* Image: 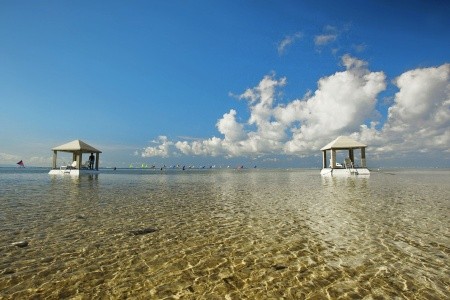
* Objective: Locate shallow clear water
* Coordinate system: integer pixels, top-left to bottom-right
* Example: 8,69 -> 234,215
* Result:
0,168 -> 449,299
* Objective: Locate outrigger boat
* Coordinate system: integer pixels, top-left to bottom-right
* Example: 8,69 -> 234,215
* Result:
320,136 -> 370,176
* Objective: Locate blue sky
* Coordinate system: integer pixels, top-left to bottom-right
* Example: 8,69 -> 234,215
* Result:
1,0 -> 449,168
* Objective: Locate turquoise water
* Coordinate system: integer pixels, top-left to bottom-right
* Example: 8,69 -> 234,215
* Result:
0,168 -> 449,299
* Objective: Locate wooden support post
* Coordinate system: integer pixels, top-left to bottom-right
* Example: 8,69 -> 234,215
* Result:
52,151 -> 57,169
76,153 -> 81,169
331,150 -> 336,168
361,147 -> 366,167
95,153 -> 100,170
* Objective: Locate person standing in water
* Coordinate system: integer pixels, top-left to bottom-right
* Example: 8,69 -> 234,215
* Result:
89,153 -> 95,169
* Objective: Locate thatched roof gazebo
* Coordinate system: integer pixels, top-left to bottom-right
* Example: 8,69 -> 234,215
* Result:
49,139 -> 101,175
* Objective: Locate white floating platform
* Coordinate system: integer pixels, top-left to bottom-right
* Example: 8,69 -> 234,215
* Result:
49,168 -> 100,176
320,168 -> 370,177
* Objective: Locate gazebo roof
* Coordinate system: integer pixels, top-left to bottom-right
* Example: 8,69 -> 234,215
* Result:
320,136 -> 366,151
52,139 -> 102,153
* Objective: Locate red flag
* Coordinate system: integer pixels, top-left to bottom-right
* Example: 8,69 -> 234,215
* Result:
17,160 -> 25,167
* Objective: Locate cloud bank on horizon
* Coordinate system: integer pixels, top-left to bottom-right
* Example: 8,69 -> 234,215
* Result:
141,56 -> 450,162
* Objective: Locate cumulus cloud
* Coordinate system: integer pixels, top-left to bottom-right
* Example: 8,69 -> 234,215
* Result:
240,75 -> 287,141
216,109 -> 246,142
282,55 -> 386,152
142,136 -> 174,158
366,63 -> 450,154
277,32 -> 302,55
140,57 -> 450,163
175,137 -> 225,157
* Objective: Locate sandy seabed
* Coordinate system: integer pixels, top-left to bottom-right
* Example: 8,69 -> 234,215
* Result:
1,168 -> 449,299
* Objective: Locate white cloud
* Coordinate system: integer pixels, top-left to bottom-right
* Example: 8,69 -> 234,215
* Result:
314,25 -> 338,46
140,58 -> 450,165
282,55 -> 386,152
175,137 -> 224,157
141,136 -> 174,158
240,75 -> 287,142
216,109 -> 246,142
353,43 -> 367,53
29,156 -> 52,166
314,34 -> 337,46
0,152 -> 21,163
277,32 -> 302,55
368,63 -> 450,154
0,152 -> 52,167
390,64 -> 449,125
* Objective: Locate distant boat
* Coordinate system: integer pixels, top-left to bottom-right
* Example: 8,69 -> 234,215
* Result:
17,160 -> 25,168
